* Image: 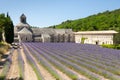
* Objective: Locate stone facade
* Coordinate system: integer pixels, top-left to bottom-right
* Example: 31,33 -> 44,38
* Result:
14,14 -> 75,43
74,31 -> 118,45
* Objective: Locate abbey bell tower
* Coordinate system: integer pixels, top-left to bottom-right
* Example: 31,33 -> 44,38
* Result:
15,14 -> 32,32
20,14 -> 27,23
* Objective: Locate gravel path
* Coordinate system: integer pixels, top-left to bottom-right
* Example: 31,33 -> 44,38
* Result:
6,49 -> 20,79
21,48 -> 38,80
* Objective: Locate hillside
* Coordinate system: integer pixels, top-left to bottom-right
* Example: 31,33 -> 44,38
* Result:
49,9 -> 120,32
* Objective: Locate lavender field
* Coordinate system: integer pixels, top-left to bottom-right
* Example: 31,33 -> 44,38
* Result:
1,42 -> 120,80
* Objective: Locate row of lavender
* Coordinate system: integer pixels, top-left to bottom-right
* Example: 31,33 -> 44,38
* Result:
23,44 -> 77,80
23,42 -> 120,80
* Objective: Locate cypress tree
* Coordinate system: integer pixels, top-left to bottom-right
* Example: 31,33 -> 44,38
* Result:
4,13 -> 14,44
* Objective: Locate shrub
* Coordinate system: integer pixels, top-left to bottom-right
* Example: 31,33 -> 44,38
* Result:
0,42 -> 10,60
101,44 -> 120,49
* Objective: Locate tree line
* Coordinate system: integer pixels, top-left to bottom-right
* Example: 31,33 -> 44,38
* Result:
0,13 -> 14,44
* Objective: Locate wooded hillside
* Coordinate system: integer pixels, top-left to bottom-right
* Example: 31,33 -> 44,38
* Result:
49,9 -> 120,32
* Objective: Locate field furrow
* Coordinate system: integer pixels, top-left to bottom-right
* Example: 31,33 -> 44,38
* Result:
20,48 -> 38,80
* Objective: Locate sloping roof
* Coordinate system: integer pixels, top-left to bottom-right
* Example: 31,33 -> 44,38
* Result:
54,29 -> 66,34
65,29 -> 73,33
31,28 -> 44,34
31,28 -> 73,35
31,28 -> 55,34
16,22 -> 30,27
18,27 -> 32,34
43,28 -> 55,34
74,30 -> 118,35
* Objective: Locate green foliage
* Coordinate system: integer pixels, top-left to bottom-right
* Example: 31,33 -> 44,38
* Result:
101,44 -> 120,49
30,63 -> 43,80
0,42 -> 10,55
4,14 -> 14,44
50,9 -> 120,32
113,30 -> 120,45
81,37 -> 87,44
0,61 -> 10,80
116,45 -> 120,49
101,44 -> 115,49
0,13 -> 14,43
0,14 -> 6,42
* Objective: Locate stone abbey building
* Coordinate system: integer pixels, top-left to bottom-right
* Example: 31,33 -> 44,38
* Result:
14,14 -> 75,43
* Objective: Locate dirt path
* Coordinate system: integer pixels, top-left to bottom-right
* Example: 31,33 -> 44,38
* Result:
6,49 -> 20,79
53,68 -> 72,80
69,68 -> 89,80
21,48 -> 38,80
25,45 -> 56,80
0,69 -> 2,75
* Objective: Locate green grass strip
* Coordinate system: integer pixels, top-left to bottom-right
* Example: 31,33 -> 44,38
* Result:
0,61 -> 10,80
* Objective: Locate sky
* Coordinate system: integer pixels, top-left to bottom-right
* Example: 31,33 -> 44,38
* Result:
0,0 -> 120,27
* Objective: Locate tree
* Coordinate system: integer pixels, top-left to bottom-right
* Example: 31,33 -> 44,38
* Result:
0,14 -> 6,41
4,13 -> 14,44
114,30 -> 120,45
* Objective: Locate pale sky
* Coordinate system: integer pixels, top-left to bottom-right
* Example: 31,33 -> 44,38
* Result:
0,0 -> 120,27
